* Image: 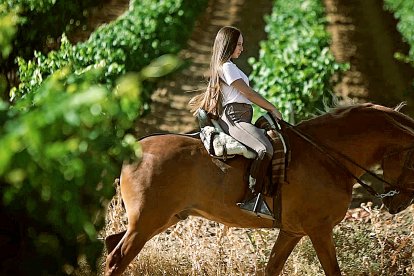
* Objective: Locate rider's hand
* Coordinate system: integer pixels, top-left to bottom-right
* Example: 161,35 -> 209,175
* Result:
270,109 -> 283,122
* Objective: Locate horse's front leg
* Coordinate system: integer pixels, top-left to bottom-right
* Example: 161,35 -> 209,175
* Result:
308,228 -> 341,276
265,230 -> 302,275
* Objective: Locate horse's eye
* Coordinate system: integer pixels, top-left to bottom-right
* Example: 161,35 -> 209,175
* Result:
405,165 -> 414,171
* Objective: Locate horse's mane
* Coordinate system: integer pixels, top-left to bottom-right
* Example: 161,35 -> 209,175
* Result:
297,102 -> 414,136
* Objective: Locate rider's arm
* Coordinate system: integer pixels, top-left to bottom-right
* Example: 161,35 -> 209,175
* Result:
231,79 -> 282,120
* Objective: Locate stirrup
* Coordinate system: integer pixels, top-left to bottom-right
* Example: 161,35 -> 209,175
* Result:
237,193 -> 275,220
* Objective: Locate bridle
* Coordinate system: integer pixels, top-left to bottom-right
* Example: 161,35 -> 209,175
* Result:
389,147 -> 414,191
279,120 -> 414,199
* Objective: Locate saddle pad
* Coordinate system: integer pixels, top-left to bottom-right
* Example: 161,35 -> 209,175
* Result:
255,114 -> 289,197
200,126 -> 257,159
268,129 -> 288,190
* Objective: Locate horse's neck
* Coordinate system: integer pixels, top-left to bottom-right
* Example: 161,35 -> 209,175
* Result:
298,108 -> 414,172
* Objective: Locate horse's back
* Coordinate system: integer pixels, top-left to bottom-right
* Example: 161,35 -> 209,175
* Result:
122,134 -> 207,187
125,133 -> 225,188
139,134 -> 203,156
138,133 -> 249,172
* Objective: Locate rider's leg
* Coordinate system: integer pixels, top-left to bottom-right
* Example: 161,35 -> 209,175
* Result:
220,103 -> 274,219
225,122 -> 274,219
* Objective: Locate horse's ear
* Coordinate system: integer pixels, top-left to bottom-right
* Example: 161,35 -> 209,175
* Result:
394,102 -> 407,112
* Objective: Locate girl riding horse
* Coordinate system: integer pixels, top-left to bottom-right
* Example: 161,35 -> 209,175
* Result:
189,26 -> 283,218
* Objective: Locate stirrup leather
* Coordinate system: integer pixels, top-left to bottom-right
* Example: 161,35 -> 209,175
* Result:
237,193 -> 274,220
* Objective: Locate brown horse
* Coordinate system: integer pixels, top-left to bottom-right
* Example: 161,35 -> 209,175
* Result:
104,103 -> 414,275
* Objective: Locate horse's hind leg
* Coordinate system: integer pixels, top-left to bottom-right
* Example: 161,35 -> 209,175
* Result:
104,172 -> 181,276
104,210 -> 179,276
265,230 -> 302,275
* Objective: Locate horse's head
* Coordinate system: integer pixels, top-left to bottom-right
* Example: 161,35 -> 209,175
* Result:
381,147 -> 414,214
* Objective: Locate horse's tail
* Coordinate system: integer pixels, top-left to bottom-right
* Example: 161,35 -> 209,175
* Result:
105,231 -> 126,253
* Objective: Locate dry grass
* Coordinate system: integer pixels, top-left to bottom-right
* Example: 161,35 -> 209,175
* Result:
100,181 -> 413,275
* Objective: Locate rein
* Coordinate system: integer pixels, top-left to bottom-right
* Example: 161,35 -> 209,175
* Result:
280,120 -> 414,198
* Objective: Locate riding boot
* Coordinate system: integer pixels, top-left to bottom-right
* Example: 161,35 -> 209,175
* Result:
237,176 -> 274,220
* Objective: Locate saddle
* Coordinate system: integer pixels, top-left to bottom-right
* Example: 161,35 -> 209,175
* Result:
197,109 -> 290,198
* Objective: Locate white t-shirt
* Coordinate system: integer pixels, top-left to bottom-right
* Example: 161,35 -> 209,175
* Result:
219,61 -> 252,106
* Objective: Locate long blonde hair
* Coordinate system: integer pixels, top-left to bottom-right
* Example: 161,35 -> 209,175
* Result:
189,26 -> 241,117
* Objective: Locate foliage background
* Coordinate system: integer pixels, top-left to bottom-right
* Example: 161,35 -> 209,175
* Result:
0,0 -> 206,274
384,0 -> 414,67
249,0 -> 349,123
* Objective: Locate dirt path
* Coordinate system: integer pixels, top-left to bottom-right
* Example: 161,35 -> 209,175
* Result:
324,0 -> 414,115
